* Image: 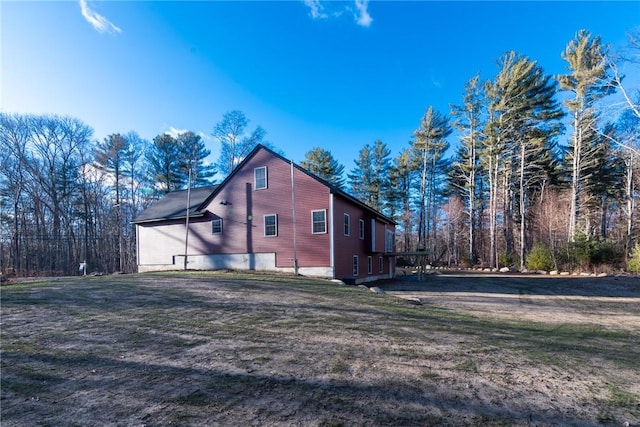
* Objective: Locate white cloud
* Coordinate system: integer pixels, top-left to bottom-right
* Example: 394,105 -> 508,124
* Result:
303,0 -> 372,26
79,0 -> 121,34
166,126 -> 188,138
304,0 -> 328,19
354,0 -> 373,27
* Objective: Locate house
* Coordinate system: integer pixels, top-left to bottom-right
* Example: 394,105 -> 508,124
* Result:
133,145 -> 396,283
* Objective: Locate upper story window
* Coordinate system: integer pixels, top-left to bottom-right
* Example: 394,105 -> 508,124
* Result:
344,214 -> 350,236
312,210 -> 327,234
255,167 -> 267,190
211,219 -> 223,234
264,214 -> 277,237
359,219 -> 365,240
385,230 -> 395,253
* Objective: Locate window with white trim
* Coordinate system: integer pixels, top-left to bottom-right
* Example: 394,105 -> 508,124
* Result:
255,167 -> 267,190
211,219 -> 223,234
352,255 -> 359,276
264,214 -> 277,237
344,213 -> 350,236
359,219 -> 365,240
367,256 -> 373,274
385,230 -> 395,253
312,210 -> 327,234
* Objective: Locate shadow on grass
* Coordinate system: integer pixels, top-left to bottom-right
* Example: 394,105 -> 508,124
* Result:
1,349 -> 604,427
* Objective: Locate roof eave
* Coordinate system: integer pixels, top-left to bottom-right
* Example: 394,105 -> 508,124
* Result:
132,211 -> 207,225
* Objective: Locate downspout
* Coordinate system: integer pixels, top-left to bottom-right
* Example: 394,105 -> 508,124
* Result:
136,224 -> 140,271
290,160 -> 299,275
330,194 -> 335,278
184,166 -> 192,271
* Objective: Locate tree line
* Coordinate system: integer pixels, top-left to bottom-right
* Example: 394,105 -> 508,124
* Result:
1,29 -> 638,276
297,29 -> 639,272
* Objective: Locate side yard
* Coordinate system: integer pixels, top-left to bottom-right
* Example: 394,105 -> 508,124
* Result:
1,271 -> 639,426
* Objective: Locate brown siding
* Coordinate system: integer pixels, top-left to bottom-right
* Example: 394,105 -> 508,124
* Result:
137,146 -> 395,280
332,196 -> 394,280
202,149 -> 331,269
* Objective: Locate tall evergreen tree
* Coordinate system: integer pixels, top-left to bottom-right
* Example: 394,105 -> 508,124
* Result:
388,148 -> 415,253
95,133 -> 129,271
450,74 -> 485,265
348,140 -> 391,211
146,133 -> 183,196
300,147 -> 345,188
557,29 -> 615,241
489,52 -> 564,270
177,131 -> 216,187
585,123 -> 625,239
411,106 -> 451,257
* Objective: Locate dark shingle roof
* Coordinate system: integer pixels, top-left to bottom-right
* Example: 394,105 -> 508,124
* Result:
132,185 -> 218,224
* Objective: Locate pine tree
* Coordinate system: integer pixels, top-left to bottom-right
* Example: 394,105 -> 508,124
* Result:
557,29 -> 615,241
483,52 -> 563,269
388,149 -> 415,253
177,131 -> 216,187
411,106 -> 451,256
300,147 -> 345,188
146,133 -> 183,196
95,133 -> 129,271
450,74 -> 485,265
348,140 -> 391,211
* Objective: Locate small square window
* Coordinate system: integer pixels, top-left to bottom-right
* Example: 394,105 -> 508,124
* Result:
312,210 -> 327,234
255,167 -> 267,190
211,219 -> 223,234
352,255 -> 359,276
359,219 -> 365,240
344,214 -> 350,236
264,214 -> 277,237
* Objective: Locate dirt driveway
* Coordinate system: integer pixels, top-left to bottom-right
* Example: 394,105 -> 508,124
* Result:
1,271 -> 639,426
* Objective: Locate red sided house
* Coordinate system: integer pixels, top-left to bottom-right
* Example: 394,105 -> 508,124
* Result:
133,145 -> 396,283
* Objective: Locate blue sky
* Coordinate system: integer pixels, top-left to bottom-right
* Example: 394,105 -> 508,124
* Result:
2,1 -> 639,177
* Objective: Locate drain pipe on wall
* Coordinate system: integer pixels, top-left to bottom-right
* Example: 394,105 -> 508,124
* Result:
290,160 -> 299,275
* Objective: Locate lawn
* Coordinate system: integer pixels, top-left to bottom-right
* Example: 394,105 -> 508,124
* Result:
1,271 -> 639,426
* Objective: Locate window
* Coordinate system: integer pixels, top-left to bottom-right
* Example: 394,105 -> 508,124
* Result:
254,167 -> 267,190
367,256 -> 373,274
352,256 -> 359,276
264,214 -> 277,236
385,230 -> 395,253
344,214 -> 350,236
379,256 -> 384,273
312,210 -> 327,234
211,219 -> 223,234
359,219 -> 365,240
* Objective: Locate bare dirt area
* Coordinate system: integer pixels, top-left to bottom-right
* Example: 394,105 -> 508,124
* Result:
1,271 -> 639,426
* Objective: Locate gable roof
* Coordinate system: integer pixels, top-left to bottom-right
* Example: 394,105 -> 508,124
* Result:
200,145 -> 396,225
133,145 -> 396,226
132,185 -> 218,224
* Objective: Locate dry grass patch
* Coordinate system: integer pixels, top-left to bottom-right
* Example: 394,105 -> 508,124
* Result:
1,271 -> 639,426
